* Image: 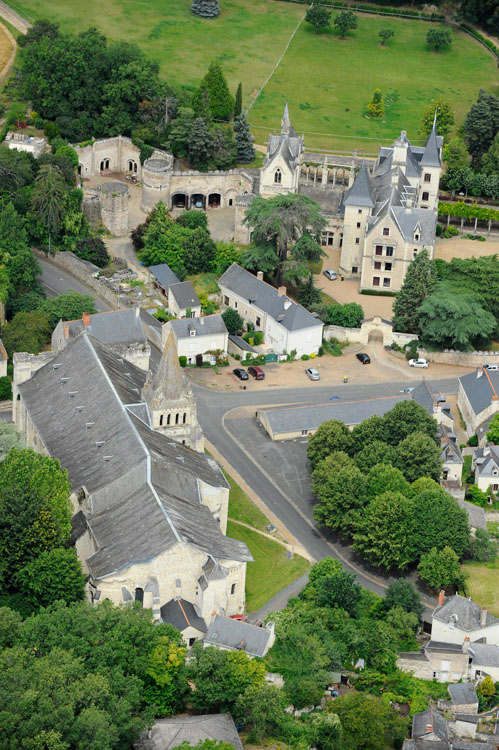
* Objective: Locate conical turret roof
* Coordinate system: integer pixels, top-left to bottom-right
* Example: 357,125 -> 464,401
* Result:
343,162 -> 375,208
420,113 -> 441,168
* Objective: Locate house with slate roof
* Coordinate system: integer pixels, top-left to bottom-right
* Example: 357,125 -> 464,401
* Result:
402,703 -> 498,750
203,614 -> 275,658
167,280 -> 201,319
135,713 -> 243,750
458,367 -> 499,437
472,444 -> 499,494
13,330 -> 252,623
218,263 -> 323,356
166,314 -> 228,364
52,307 -> 151,370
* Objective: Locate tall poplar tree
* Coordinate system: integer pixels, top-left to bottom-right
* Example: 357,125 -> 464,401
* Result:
392,249 -> 435,334
234,82 -> 242,118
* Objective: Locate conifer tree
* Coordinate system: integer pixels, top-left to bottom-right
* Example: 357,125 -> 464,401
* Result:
367,88 -> 384,118
392,249 -> 435,334
191,0 -> 220,18
197,60 -> 234,122
234,83 -> 242,118
234,114 -> 255,163
191,86 -> 212,123
299,273 -> 322,310
188,118 -> 213,169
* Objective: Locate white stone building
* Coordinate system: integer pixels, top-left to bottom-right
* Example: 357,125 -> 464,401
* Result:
218,263 -> 323,357
458,367 -> 499,437
472,444 -> 499,494
167,281 -> 201,319
13,331 -> 252,628
167,315 -> 228,364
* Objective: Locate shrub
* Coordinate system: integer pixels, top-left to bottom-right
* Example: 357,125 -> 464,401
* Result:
468,434 -> 478,447
0,376 -> 12,401
179,356 -> 187,367
360,289 -> 397,297
436,223 -> 443,237
443,225 -> 459,238
74,237 -> 110,268
302,354 -> 310,360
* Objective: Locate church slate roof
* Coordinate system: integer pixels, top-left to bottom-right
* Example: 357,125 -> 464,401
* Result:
433,594 -> 499,630
56,308 -> 147,347
263,103 -> 304,172
218,263 -> 322,333
160,598 -> 207,633
142,329 -> 186,404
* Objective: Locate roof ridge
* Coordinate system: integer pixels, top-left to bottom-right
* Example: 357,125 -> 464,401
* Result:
177,598 -> 192,627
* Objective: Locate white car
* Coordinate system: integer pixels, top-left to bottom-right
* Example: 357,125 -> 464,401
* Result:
323,269 -> 337,281
409,358 -> 428,368
484,364 -> 499,371
305,367 -> 320,381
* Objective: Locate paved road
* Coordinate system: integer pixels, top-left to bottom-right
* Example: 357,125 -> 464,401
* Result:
38,257 -> 111,313
194,376 -> 460,616
0,0 -> 31,33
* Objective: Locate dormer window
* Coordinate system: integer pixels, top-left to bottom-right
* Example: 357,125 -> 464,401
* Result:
383,228 -> 390,236
274,169 -> 282,184
414,233 -> 420,241
189,327 -> 196,337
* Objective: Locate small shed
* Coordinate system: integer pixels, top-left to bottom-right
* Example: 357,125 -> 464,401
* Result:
228,334 -> 257,359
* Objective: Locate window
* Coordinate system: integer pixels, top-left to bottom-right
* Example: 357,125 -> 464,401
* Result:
413,249 -> 418,258
356,222 -> 361,228
301,429 -> 308,436
191,310 -> 196,318
231,583 -> 236,595
134,587 -> 144,604
189,637 -> 196,647
234,301 -> 238,309
183,413 -> 187,424
322,231 -> 334,246
384,262 -> 392,271
424,173 -> 431,183
274,169 -> 282,184
414,233 -> 420,241
358,209 -> 362,214
167,414 -> 171,426
256,317 -> 261,327
175,413 -> 179,425
352,266 -> 358,274
373,276 -> 380,287
224,295 -> 229,305
385,247 -> 394,257
355,237 -> 360,244
383,277 -> 391,288
375,245 -> 383,255
374,261 -> 381,270
421,192 -> 429,202
383,227 -> 390,236
159,414 -> 164,426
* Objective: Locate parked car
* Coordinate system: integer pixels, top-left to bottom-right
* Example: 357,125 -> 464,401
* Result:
408,358 -> 428,368
305,367 -> 320,381
323,269 -> 337,280
356,353 -> 371,364
233,368 -> 249,380
248,366 -> 265,380
484,364 -> 499,371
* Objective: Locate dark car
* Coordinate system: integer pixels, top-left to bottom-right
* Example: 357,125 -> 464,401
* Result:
233,368 -> 249,380
356,353 -> 371,364
248,366 -> 265,380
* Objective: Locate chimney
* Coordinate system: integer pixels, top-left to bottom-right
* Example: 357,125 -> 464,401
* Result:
425,724 -> 432,734
82,312 -> 91,327
257,270 -> 264,281
200,317 -> 204,325
63,323 -> 69,340
278,286 -> 287,297
481,607 -> 488,627
438,589 -> 445,607
463,636 -> 470,652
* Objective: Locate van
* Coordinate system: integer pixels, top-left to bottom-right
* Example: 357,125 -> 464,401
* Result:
248,366 -> 265,380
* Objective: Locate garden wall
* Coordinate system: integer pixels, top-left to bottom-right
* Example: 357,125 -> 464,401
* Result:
325,318 -> 417,347
418,349 -> 499,367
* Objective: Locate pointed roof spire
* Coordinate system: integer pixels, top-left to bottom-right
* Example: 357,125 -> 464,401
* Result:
142,327 -> 190,408
281,101 -> 290,135
343,161 -> 375,208
420,113 -> 441,168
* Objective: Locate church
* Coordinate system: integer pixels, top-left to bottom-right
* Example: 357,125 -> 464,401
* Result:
13,330 -> 252,631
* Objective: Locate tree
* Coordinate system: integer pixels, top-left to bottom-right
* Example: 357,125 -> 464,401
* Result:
328,692 -> 408,750
305,4 -> 332,34
1,310 -> 52,357
311,712 -> 342,750
477,675 -> 495,702
465,528 -> 497,563
177,211 -> 208,230
418,546 -> 465,591
426,27 -> 452,52
0,423 -> 25,462
443,138 -> 469,170
196,60 -> 234,122
458,0 -> 499,37
351,415 -> 387,452
367,88 -> 384,118
307,419 -> 354,469
18,18 -> 60,47
385,606 -> 419,649
462,90 -> 499,164
0,203 -> 41,300
354,440 -> 398,474
313,463 -> 369,536
378,28 -> 394,46
417,283 -> 496,351
382,400 -> 438,447
299,274 -> 322,309
31,164 -> 68,240
182,228 -> 216,274
40,291 -> 97,330
328,302 -> 364,328
317,570 -> 362,617
396,431 -> 442,483
481,132 -> 499,176
191,0 -> 220,18
55,143 -> 79,168
410,486 -> 470,559
366,464 -> 410,498
244,194 -> 326,286
210,125 -> 237,170
189,117 -> 213,169
144,634 -> 187,716
0,449 -> 72,587
487,413 -> 499,444
173,743 -> 236,750
234,684 -> 284,742
221,307 -> 243,335
16,547 -> 86,609
234,113 -> 255,163
354,491 -> 416,570
421,96 -> 455,139
168,107 -> 196,158
234,82 -> 242,118
384,579 -> 423,619
74,237 -> 110,268
392,249 -> 435,334
334,10 -> 358,38
211,241 -> 241,275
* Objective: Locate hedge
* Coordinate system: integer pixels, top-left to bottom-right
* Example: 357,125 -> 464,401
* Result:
459,23 -> 499,61
360,288 -> 397,297
275,0 -> 444,20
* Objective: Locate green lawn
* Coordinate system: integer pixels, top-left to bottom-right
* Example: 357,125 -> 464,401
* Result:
463,556 -> 499,616
226,470 -> 270,533
186,272 -> 219,296
227,520 -> 309,611
10,0 -> 498,153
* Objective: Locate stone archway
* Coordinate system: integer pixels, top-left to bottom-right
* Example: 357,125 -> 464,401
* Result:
368,329 -> 384,344
191,194 -> 206,210
127,159 -> 138,174
360,316 -> 393,347
172,193 -> 187,209
100,158 -> 111,172
208,193 -> 221,208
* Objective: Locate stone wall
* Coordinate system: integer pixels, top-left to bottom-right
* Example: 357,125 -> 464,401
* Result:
38,251 -> 119,308
396,654 -> 430,679
419,349 -> 499,367
324,318 -> 418,348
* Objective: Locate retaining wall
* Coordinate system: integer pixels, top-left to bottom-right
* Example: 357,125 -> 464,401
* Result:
419,349 -> 499,367
36,251 -> 118,308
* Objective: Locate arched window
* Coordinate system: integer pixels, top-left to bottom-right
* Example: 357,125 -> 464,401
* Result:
183,413 -> 187,424
167,414 -> 171,426
274,169 -> 282,184
230,583 -> 236,595
159,414 -> 164,426
134,587 -> 144,604
175,413 -> 179,425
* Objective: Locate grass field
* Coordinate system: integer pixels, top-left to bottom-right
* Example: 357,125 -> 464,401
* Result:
463,556 -> 499,616
226,470 -> 270,533
11,0 -> 499,154
227,520 -> 309,611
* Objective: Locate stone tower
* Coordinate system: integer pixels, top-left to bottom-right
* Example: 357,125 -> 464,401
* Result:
259,102 -> 304,197
142,330 -> 204,452
418,114 -> 442,211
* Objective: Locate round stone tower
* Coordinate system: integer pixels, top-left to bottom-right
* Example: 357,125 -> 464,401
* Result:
98,182 -> 130,236
141,157 -> 172,212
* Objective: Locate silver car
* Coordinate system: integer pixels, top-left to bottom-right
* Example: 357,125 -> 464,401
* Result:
305,367 -> 320,381
323,269 -> 337,280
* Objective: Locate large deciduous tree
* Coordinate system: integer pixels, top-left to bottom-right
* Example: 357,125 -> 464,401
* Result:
426,27 -> 452,52
16,547 -> 86,608
305,4 -> 332,34
410,485 -> 470,559
328,692 -> 408,750
316,570 -> 362,617
221,307 -> 243,335
418,546 -> 465,591
354,491 -> 416,570
381,400 -> 438,447
334,10 -> 358,38
392,249 -> 436,334
308,419 -> 354,469
313,462 -> 368,536
395,431 -> 442,483
384,579 -> 423,619
244,194 -> 326,286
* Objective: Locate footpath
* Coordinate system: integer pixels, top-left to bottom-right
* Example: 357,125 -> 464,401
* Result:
0,1 -> 30,33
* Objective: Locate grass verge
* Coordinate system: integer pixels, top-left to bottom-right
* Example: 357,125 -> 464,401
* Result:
227,520 -> 309,612
186,272 -> 219,296
463,556 -> 499,616
226,470 -> 270,532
